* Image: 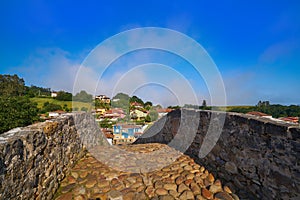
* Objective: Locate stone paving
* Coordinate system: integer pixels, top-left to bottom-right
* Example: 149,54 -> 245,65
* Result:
55,143 -> 239,200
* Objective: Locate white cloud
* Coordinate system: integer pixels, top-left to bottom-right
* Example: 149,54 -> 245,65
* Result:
96,63 -> 200,107
73,64 -> 99,95
17,47 -> 80,92
15,28 -> 227,107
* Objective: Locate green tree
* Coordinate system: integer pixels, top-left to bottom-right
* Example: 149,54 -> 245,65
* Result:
25,85 -> 51,97
0,96 -> 39,134
95,99 -> 110,110
41,101 -> 62,113
0,74 -> 25,96
202,100 -> 207,108
56,91 -> 72,101
130,95 -> 144,105
145,104 -> 152,111
183,104 -> 199,109
228,103 -> 300,118
81,107 -> 88,111
73,90 -> 93,102
111,93 -> 131,116
153,104 -> 162,109
112,93 -> 130,101
149,109 -> 159,121
99,119 -> 115,128
144,101 -> 153,107
63,104 -> 70,112
168,105 -> 181,109
145,115 -> 151,122
144,101 -> 153,110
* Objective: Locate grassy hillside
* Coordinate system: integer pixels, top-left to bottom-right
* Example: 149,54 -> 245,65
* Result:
31,97 -> 92,110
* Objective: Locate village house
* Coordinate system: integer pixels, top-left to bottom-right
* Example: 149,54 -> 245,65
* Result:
111,108 -> 126,118
112,134 -> 135,145
113,124 -> 142,135
278,117 -> 299,124
48,110 -> 65,118
246,111 -> 273,119
95,95 -> 111,104
51,91 -> 58,98
156,108 -> 173,118
96,108 -> 106,115
112,124 -> 142,145
101,128 -> 114,145
130,102 -> 143,109
98,108 -> 126,122
130,109 -> 148,121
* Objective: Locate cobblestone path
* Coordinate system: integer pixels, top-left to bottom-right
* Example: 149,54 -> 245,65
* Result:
55,143 -> 239,200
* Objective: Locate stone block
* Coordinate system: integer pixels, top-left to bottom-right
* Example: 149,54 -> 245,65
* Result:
0,113 -> 104,199
289,127 -> 300,140
225,162 -> 238,174
265,122 -> 288,137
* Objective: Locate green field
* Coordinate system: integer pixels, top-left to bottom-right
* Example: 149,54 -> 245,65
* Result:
206,106 -> 254,112
31,97 -> 92,110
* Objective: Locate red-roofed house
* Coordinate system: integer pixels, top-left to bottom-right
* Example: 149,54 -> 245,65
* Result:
278,117 -> 299,124
130,109 -> 148,121
130,102 -> 143,108
95,95 -> 111,104
246,111 -> 272,119
156,108 -> 173,118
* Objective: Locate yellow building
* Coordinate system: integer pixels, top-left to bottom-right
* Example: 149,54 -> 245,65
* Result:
130,109 -> 148,121
96,108 -> 106,115
112,133 -> 135,145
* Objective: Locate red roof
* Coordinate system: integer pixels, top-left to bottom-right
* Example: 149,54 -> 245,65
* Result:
51,110 -> 66,114
279,117 -> 299,123
111,108 -> 125,114
103,113 -> 120,118
104,133 -> 114,139
130,102 -> 143,106
156,108 -> 173,113
106,110 -> 112,114
246,111 -> 271,117
134,132 -> 143,135
120,124 -> 142,129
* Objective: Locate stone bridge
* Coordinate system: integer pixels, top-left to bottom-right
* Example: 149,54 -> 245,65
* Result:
0,110 -> 299,199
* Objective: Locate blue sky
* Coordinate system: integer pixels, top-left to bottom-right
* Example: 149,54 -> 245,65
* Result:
0,0 -> 299,106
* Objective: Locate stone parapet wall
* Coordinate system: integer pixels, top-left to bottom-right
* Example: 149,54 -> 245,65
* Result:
135,109 -> 300,199
0,113 -> 106,200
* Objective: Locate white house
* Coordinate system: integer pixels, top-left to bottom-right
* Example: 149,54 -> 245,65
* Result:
95,95 -> 111,104
51,92 -> 58,98
48,110 -> 65,118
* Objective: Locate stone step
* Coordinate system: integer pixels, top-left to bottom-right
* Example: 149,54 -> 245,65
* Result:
54,143 -> 239,200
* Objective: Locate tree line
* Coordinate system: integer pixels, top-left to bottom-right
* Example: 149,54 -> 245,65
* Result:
0,74 -> 95,134
1,74 -> 299,134
0,74 -> 39,133
228,101 -> 300,118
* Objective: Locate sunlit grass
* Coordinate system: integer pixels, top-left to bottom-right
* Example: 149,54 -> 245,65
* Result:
31,97 -> 92,110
